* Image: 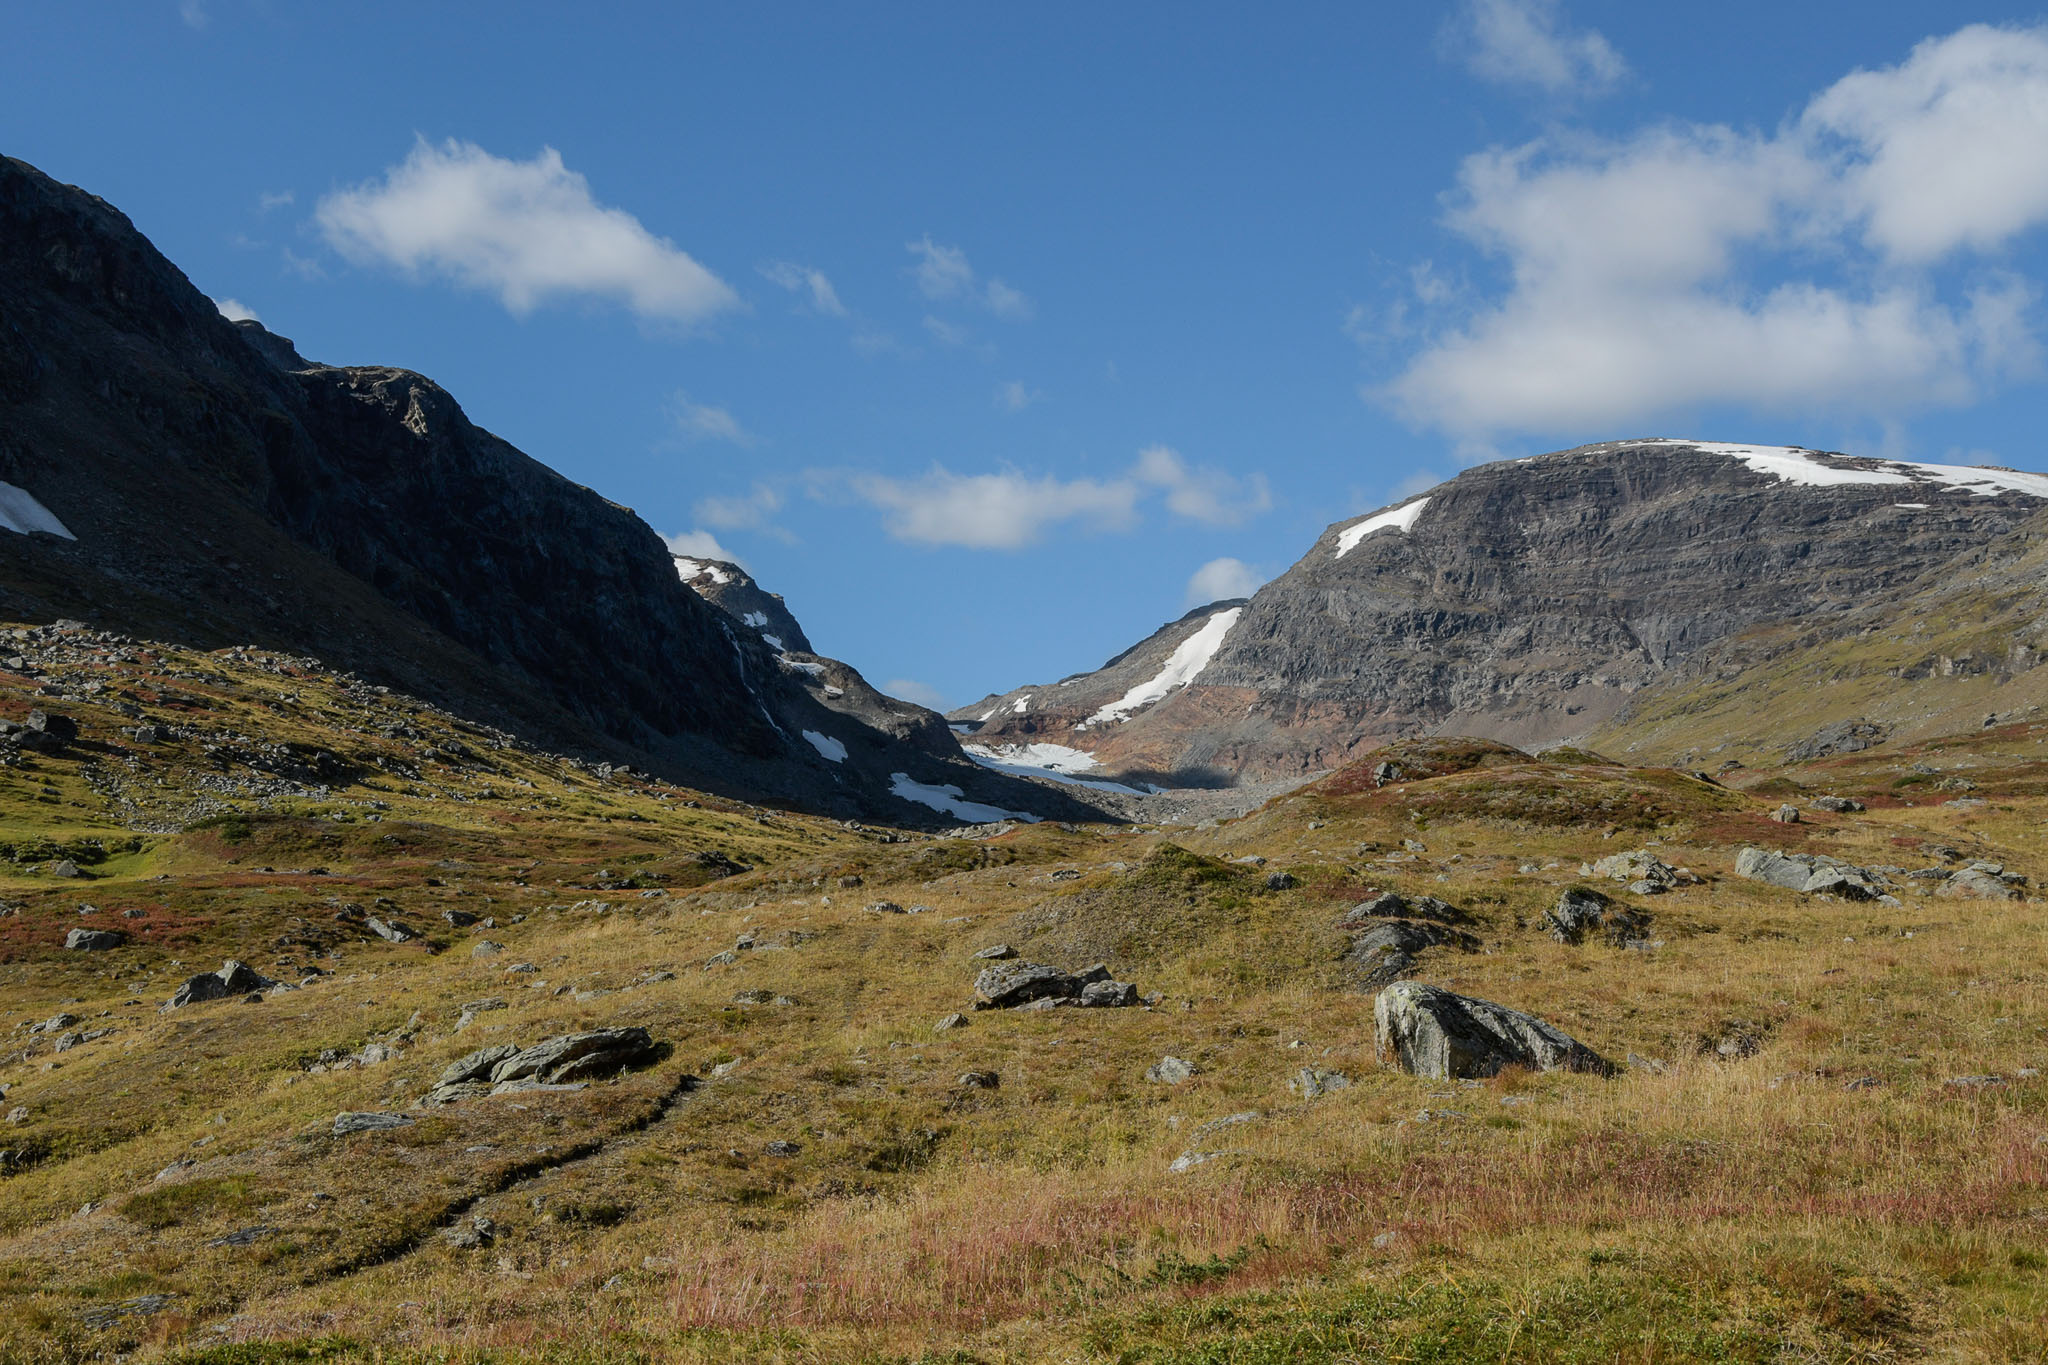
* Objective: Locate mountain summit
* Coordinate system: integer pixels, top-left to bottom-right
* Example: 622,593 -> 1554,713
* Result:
956,439 -> 2048,782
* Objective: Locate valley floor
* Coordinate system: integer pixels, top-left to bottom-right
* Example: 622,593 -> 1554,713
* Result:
2,623 -> 2047,1363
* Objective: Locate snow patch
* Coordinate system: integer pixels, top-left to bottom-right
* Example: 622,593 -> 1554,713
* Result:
741,611 -> 769,627
779,656 -> 825,677
762,634 -> 784,650
888,773 -> 1041,824
1893,503 -> 1930,509
673,557 -> 732,586
801,730 -> 847,763
978,708 -> 998,723
1334,498 -> 1429,558
1011,694 -> 1032,714
963,742 -> 1153,796
1652,440 -> 2048,498
1084,607 -> 1242,727
0,483 -> 74,540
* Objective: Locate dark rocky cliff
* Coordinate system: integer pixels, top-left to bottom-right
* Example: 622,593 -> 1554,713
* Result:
0,153 -> 1099,824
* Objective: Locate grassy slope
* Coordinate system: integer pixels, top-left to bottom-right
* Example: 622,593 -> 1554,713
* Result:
2,626 -> 2048,1362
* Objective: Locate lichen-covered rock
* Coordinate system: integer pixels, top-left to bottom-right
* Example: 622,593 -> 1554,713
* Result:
1937,866 -> 2024,900
972,961 -> 1080,1010
1344,920 -> 1474,990
1544,888 -> 1651,946
1374,981 -> 1612,1080
487,1028 -> 656,1085
1734,847 -> 1882,900
65,928 -> 125,951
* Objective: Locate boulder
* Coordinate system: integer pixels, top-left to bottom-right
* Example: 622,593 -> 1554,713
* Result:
487,1027 -> 656,1085
366,916 -> 416,943
162,960 -> 278,1011
1811,795 -> 1865,813
1146,1056 -> 1196,1084
26,710 -> 77,742
333,1111 -> 414,1135
1543,888 -> 1650,947
1937,867 -> 2023,900
957,1070 -> 1000,1090
1078,979 -> 1138,1008
1770,805 -> 1800,824
1339,891 -> 1464,927
442,908 -> 479,928
1733,847 -> 1882,899
1345,920 -> 1474,990
64,928 -> 125,951
1288,1068 -> 1350,1098
1373,981 -> 1612,1080
436,1043 -> 520,1088
972,961 -> 1081,1010
1584,850 -> 1685,890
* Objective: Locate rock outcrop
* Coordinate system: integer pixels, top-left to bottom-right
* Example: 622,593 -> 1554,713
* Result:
162,960 -> 278,1010
1374,981 -> 1612,1080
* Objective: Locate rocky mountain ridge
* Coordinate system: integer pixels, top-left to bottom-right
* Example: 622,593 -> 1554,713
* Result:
0,153 -> 1096,827
958,440 -> 2048,783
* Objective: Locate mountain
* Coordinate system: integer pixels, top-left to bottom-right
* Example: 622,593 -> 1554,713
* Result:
0,153 -> 1099,827
673,556 -> 815,655
956,439 -> 2048,783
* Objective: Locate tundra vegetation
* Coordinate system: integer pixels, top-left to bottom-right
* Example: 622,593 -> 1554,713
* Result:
3,624 -> 2047,1363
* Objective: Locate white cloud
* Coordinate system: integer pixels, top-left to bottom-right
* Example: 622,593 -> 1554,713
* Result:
908,237 -> 975,300
1451,0 -> 1627,95
1134,445 -> 1272,526
827,448 -> 1270,549
1807,25 -> 2048,263
1184,557 -> 1266,608
669,394 -> 754,445
884,678 -> 948,709
1383,24 -> 2048,443
995,380 -> 1041,412
907,236 -> 1033,320
983,278 -> 1034,321
844,467 -> 1140,549
179,0 -> 207,29
212,297 -> 259,323
258,190 -> 294,212
664,529 -> 740,565
693,482 -> 781,530
316,138 -> 738,324
760,260 -> 846,316
923,314 -> 971,347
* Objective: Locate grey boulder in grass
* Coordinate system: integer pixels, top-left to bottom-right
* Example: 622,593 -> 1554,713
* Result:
1374,981 -> 1612,1080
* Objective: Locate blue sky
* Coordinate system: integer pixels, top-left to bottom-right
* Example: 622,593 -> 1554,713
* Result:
8,2 -> 2048,707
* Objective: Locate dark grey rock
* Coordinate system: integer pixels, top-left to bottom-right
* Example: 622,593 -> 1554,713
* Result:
487,1027 -> 656,1085
437,1044 -> 520,1088
1078,980 -> 1138,1008
163,960 -> 277,1011
333,1111 -> 414,1135
1544,888 -> 1651,946
65,928 -> 125,951
1344,919 -> 1475,990
972,961 -> 1080,1010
